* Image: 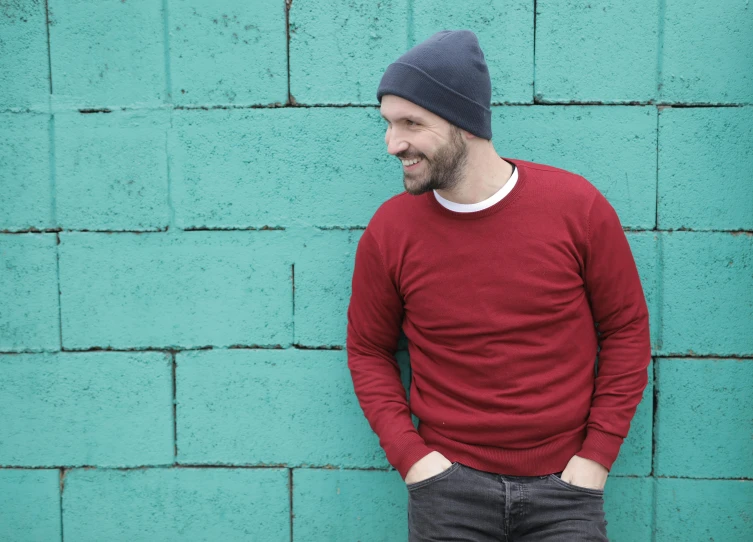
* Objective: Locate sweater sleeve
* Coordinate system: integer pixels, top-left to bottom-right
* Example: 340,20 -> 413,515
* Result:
346,228 -> 434,480
577,191 -> 652,471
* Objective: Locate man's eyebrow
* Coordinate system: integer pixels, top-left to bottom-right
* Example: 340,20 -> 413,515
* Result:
380,113 -> 422,122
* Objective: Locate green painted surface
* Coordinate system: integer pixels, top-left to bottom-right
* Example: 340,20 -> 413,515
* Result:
176,348 -> 385,467
0,352 -> 173,466
63,467 -> 290,541
661,232 -> 753,356
0,469 -> 61,542
658,107 -> 753,230
0,1 -> 750,540
655,358 -> 753,478
535,1 -> 659,102
0,233 -> 59,350
660,0 -> 753,104
655,478 -> 753,541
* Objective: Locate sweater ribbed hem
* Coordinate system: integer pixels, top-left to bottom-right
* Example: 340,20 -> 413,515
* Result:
388,431 -> 436,481
417,422 -> 587,476
577,428 -> 625,472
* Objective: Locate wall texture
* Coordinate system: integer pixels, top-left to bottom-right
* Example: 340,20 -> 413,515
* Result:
1,0 -> 752,541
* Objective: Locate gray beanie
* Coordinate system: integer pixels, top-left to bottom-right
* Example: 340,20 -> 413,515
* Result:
376,30 -> 492,140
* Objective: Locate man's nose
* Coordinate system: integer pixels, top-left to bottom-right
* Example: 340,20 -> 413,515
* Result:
385,130 -> 409,156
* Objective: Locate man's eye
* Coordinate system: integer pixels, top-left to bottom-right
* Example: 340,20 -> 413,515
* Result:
406,120 -> 417,126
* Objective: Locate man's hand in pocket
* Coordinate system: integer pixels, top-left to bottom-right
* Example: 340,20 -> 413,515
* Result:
404,451 -> 453,485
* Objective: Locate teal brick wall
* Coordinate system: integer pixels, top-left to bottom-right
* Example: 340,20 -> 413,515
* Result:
1,1 -> 751,541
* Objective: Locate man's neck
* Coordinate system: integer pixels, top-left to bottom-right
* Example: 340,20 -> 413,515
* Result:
434,151 -> 515,205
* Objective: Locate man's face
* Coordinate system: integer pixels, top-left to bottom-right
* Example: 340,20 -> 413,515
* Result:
380,95 -> 469,196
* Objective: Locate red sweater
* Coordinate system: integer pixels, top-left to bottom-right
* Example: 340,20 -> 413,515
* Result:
346,157 -> 651,480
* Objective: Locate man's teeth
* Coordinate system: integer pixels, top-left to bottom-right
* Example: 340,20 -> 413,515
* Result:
401,158 -> 422,166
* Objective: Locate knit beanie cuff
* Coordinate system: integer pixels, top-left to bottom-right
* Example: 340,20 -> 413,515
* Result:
378,62 -> 492,140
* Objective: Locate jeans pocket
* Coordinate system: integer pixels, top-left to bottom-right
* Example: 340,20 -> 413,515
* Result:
548,473 -> 605,496
406,462 -> 461,491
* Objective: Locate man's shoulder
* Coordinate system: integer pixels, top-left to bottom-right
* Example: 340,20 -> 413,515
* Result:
367,191 -> 421,231
516,157 -> 591,184
514,157 -> 601,203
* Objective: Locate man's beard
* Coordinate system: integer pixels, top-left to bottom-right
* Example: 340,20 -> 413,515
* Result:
401,127 -> 468,196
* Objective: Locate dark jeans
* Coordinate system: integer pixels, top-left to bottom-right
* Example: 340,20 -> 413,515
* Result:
407,462 -> 609,541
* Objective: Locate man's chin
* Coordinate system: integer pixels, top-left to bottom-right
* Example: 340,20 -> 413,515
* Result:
403,177 -> 432,196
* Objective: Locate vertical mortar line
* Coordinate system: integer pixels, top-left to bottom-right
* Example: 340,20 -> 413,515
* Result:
172,352 -> 178,463
166,113 -> 176,230
655,108 -> 664,355
44,0 -> 56,226
407,0 -> 414,49
650,357 -> 658,542
655,106 -> 660,230
291,263 -> 295,343
533,0 -> 537,100
656,0 -> 666,103
652,0 -> 664,515
162,0 -> 176,231
55,231 -> 63,350
289,468 -> 294,542
45,0 -> 64,350
162,0 -> 173,105
59,468 -> 66,542
286,0 -> 292,104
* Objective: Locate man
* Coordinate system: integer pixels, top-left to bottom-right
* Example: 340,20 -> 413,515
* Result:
346,29 -> 651,541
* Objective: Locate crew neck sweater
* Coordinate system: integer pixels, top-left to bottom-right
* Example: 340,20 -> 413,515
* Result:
433,162 -> 517,212
346,156 -> 651,480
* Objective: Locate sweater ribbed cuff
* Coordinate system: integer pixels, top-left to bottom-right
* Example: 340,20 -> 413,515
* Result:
387,431 -> 435,481
577,428 -> 625,471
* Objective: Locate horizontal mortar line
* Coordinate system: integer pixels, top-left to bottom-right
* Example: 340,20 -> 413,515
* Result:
182,226 -> 285,231
0,227 -> 289,234
3,349 -> 748,359
2,464 -> 751,481
0,344 -> 346,355
2,102 -> 751,115
316,226 -> 367,231
653,354 -> 753,360
3,228 -> 752,235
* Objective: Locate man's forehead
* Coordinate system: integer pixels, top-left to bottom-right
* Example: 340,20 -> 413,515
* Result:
379,95 -> 432,122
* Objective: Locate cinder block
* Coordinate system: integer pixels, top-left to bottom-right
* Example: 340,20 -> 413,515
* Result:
0,352 -> 173,467
658,106 -> 753,230
170,107 -> 402,228
295,229 -> 361,346
293,468 -> 407,541
48,0 -> 166,109
603,477 -> 653,542
491,105 -> 657,229
660,232 -> 753,356
610,360 -> 654,476
535,1 -> 658,102
0,2 -> 50,110
176,349 -> 386,468
289,0 -> 409,104
0,469 -> 62,541
55,110 -> 171,231
0,233 -> 59,351
169,0 -> 287,106
655,478 -> 753,541
0,113 -> 52,231
63,467 -> 290,541
58,231 -> 294,349
626,232 -> 660,353
661,1 -> 753,103
412,0 -> 533,103
655,358 -> 753,478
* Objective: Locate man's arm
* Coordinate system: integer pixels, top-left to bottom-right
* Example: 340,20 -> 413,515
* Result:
577,190 -> 652,471
346,228 -> 434,480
